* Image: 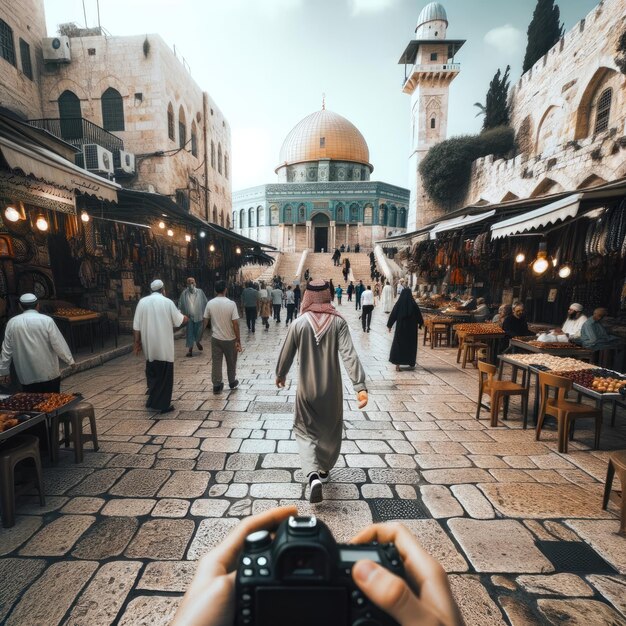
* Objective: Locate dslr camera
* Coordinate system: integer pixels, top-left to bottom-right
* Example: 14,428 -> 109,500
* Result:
235,515 -> 404,626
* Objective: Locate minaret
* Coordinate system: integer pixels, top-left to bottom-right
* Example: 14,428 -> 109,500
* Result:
398,2 -> 464,229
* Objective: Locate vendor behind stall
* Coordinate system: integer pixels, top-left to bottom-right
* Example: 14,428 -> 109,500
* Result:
502,304 -> 531,339
555,303 -> 588,340
0,293 -> 75,392
580,308 -> 621,350
473,298 -> 490,322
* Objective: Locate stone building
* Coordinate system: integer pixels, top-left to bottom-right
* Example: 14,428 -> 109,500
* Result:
35,28 -> 231,226
233,107 -> 409,251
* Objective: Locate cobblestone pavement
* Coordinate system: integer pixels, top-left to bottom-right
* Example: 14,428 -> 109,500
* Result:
1,301 -> 626,625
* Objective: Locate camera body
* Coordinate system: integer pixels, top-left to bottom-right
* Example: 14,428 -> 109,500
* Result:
235,515 -> 404,626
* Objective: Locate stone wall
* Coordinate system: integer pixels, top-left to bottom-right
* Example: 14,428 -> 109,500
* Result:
0,0 -> 45,119
467,0 -> 626,205
39,33 -> 231,224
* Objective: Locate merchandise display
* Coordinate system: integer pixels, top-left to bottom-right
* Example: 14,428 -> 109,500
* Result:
0,392 -> 76,412
524,340 -> 579,349
454,322 -> 505,335
54,307 -> 98,318
503,354 -> 597,371
556,369 -> 626,394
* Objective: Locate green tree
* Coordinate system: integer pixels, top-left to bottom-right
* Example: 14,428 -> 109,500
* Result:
523,0 -> 563,73
483,66 -> 511,131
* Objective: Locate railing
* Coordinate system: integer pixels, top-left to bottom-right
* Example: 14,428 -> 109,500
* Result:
412,63 -> 460,72
28,118 -> 124,153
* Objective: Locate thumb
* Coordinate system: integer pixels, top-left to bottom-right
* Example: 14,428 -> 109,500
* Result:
353,560 -> 426,626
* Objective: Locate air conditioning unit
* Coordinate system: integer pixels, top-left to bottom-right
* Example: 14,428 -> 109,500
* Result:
114,149 -> 136,175
42,37 -> 71,63
82,144 -> 114,175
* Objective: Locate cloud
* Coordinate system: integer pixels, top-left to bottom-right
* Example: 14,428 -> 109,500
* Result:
484,24 -> 524,55
349,0 -> 398,17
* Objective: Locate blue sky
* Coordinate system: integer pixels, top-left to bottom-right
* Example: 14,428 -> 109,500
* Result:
43,0 -> 600,191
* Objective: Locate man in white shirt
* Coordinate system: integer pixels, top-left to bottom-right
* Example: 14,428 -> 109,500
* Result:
0,293 -> 75,392
178,277 -> 208,357
361,286 -> 375,333
133,279 -> 187,413
203,280 -> 242,394
558,303 -> 588,340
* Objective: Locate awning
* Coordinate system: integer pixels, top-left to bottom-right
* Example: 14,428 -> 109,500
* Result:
0,135 -> 119,204
490,194 -> 582,240
429,209 -> 496,239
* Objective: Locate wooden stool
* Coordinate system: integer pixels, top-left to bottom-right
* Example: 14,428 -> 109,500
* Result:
461,340 -> 488,368
0,435 -> 45,528
423,322 -> 432,346
602,450 -> 626,536
431,325 -> 450,348
50,401 -> 99,464
476,361 -> 529,428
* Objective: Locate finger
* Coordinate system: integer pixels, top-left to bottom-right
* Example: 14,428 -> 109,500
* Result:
352,561 -> 430,626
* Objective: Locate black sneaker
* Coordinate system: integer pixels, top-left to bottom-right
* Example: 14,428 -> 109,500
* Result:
318,471 -> 330,483
229,379 -> 239,390
213,383 -> 224,394
308,473 -> 323,503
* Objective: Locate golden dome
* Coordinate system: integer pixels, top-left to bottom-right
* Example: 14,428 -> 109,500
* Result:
277,109 -> 372,171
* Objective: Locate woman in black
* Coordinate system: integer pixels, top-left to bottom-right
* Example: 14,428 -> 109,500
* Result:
387,288 -> 424,371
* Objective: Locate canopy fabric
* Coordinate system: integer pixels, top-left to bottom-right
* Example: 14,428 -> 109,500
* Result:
490,194 -> 582,240
0,135 -> 119,204
429,209 -> 496,240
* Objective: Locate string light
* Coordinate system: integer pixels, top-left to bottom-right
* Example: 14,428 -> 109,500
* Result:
185,234 -> 192,242
158,221 -> 166,229
209,243 -> 216,252
4,205 -> 20,222
235,246 -> 241,254
558,264 -> 572,278
515,253 -> 525,263
35,214 -> 49,231
167,229 -> 174,237
80,210 -> 90,223
199,231 -> 206,238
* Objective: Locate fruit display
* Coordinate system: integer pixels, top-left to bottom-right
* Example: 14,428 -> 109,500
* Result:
425,316 -> 455,325
0,392 -> 76,412
0,412 -> 20,432
54,307 -> 97,317
504,354 -> 596,371
590,377 -> 626,393
557,369 -> 626,393
454,323 -> 505,335
524,341 -> 579,349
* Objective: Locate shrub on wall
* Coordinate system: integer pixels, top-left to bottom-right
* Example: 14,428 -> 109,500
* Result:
419,126 -> 515,210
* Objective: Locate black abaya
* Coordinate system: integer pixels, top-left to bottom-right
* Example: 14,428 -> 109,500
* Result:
145,360 -> 174,410
387,290 -> 424,367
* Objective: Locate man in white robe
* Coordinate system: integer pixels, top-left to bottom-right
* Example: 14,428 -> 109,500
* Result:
381,280 -> 394,313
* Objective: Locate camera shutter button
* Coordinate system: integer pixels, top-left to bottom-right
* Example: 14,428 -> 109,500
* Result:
245,530 -> 271,551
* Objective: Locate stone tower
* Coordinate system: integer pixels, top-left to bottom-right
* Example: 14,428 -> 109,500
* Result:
398,2 -> 464,229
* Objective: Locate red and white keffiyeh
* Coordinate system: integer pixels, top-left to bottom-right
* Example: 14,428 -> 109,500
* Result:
300,280 -> 343,344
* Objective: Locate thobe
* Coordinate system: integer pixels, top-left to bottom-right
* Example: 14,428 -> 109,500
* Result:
276,315 -> 366,477
179,287 -> 208,348
133,292 -> 184,410
562,314 -> 588,339
381,284 -> 394,313
0,309 -> 74,391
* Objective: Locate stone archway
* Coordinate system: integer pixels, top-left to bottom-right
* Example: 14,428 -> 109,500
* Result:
311,213 -> 330,252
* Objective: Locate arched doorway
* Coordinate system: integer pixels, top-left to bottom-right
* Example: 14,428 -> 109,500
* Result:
312,213 -> 329,252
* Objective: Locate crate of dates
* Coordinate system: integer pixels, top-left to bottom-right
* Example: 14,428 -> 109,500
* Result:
0,392 -> 77,413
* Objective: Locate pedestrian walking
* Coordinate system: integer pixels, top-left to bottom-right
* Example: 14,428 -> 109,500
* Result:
361,286 -> 374,332
293,284 -> 301,317
396,279 -> 405,298
241,281 -> 259,333
355,280 -> 365,311
178,277 -> 208,357
373,280 -> 381,305
276,280 -> 368,503
285,286 -> 296,324
0,293 -> 75,392
203,280 -> 242,394
387,287 -> 424,371
329,279 -> 335,302
335,284 -> 343,305
381,279 -> 394,313
271,284 -> 283,323
133,279 -> 187,413
347,281 -> 354,302
258,281 -> 272,330
304,268 -> 310,281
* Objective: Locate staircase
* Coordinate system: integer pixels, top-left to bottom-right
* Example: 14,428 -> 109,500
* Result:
254,251 -> 304,286
304,251 -> 376,287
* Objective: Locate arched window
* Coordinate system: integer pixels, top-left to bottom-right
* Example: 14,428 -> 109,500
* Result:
298,204 -> 306,221
379,204 -> 387,225
594,88 -> 612,134
364,204 -> 373,225
233,211 -> 238,229
257,206 -> 264,227
430,117 -> 436,129
190,121 -> 198,157
212,206 -> 218,223
58,90 -> 82,140
284,205 -> 293,223
398,208 -> 407,228
167,103 -> 175,141
218,143 -> 223,174
0,19 -> 16,66
336,204 -> 344,222
226,214 -> 231,229
220,210 -> 224,227
389,206 -> 397,227
350,203 -> 359,222
248,207 -> 254,228
101,87 -> 124,131
239,208 -> 245,228
270,206 -> 279,225
210,141 -> 215,168
178,106 -> 186,149
224,153 -> 229,179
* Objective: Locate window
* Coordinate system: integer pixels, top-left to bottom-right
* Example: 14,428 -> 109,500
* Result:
257,206 -> 264,226
226,214 -> 231,229
233,211 -> 237,229
191,122 -> 198,157
364,204 -> 373,225
224,153 -> 229,179
58,90 -> 82,140
178,106 -> 186,149
430,52 -> 438,61
350,203 -> 359,222
211,141 -> 215,168
284,205 -> 292,223
19,38 -> 32,79
213,206 -> 218,223
594,88 -> 612,134
239,208 -> 245,228
298,205 -> 305,220
0,19 -> 15,66
218,143 -> 223,174
430,117 -> 436,129
336,204 -> 344,222
101,87 -> 124,131
389,206 -> 397,227
167,103 -> 175,141
248,207 -> 254,228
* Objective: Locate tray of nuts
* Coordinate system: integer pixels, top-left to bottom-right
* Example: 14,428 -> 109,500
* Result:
454,322 -> 505,335
0,392 -> 78,413
0,411 -> 46,441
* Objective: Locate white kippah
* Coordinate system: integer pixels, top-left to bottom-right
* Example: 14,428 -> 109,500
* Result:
150,279 -> 164,291
19,293 -> 38,304
569,303 -> 583,312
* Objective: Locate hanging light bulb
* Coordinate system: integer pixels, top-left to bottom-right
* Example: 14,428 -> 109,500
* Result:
558,264 -> 572,278
531,242 -> 550,275
209,243 -> 216,252
515,253 -> 525,264
4,205 -> 20,222
185,234 -> 192,243
158,221 -> 166,229
199,231 -> 206,238
235,246 -> 241,254
35,214 -> 49,231
80,210 -> 90,223
167,229 -> 174,237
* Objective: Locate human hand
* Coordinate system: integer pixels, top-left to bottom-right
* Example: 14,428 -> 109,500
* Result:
388,327 -> 392,333
351,522 -> 463,626
357,390 -> 368,409
133,341 -> 142,356
235,341 -> 243,353
276,376 -> 286,388
172,506 -> 298,626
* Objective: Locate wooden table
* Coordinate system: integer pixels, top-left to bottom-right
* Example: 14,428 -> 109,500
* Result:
509,338 -> 594,361
53,314 -> 100,353
455,327 -> 506,364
